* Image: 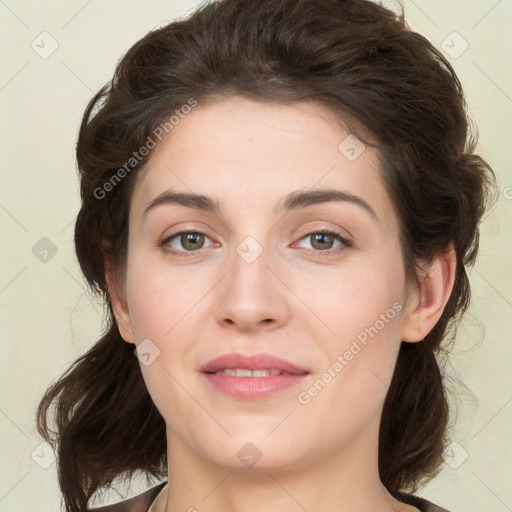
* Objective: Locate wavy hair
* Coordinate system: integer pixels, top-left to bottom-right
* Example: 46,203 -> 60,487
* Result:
36,0 -> 496,510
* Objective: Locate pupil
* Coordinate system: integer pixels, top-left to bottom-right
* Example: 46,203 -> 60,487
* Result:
183,232 -> 203,250
313,233 -> 332,249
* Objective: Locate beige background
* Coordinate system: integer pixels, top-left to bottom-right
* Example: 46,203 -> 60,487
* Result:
0,1 -> 511,511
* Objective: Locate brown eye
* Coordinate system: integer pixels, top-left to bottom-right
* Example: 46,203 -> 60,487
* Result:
179,232 -> 206,250
309,232 -> 336,250
294,229 -> 351,256
161,230 -> 216,256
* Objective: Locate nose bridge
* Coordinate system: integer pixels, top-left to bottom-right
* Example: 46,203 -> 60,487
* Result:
216,233 -> 289,329
229,234 -> 273,304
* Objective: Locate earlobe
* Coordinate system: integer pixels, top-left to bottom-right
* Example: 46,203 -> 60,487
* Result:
105,259 -> 135,344
401,244 -> 457,343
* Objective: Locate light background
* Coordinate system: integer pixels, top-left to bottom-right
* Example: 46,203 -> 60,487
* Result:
0,1 -> 511,511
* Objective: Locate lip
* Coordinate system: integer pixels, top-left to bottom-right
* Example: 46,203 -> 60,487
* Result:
200,353 -> 310,400
200,353 -> 309,374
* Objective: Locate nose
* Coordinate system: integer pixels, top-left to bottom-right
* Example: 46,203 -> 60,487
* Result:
216,239 -> 291,332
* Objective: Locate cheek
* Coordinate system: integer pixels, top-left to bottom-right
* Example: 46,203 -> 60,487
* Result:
303,259 -> 406,405
125,269 -> 196,425
312,260 -> 406,340
124,258 -> 208,413
125,258 -> 208,340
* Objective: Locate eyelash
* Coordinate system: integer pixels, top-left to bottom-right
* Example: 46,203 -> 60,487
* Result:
159,229 -> 352,258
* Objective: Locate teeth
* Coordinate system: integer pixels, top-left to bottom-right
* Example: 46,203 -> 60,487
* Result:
235,369 -> 252,377
252,370 -> 270,377
213,368 -> 283,377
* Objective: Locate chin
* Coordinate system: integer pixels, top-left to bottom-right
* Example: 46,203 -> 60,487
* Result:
196,431 -> 308,473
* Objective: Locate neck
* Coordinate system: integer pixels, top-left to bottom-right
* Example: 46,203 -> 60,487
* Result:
154,417 -> 416,512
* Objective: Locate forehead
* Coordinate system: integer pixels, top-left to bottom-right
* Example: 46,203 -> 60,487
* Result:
130,97 -> 397,229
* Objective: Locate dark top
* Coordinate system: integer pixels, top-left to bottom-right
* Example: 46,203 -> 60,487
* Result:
89,482 -> 452,511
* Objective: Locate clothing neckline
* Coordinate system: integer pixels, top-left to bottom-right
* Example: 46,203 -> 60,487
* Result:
91,481 -> 450,512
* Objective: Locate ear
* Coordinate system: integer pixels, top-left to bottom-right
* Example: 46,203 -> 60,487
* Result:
401,244 -> 457,343
105,258 -> 135,344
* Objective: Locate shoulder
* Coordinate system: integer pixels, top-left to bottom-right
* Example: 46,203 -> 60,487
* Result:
391,490 -> 453,512
88,482 -> 166,512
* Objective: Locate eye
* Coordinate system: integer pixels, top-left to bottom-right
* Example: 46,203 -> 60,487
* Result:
160,230 -> 217,256
294,229 -> 351,256
159,229 -> 351,258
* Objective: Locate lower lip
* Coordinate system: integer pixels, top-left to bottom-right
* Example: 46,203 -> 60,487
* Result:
201,373 -> 309,400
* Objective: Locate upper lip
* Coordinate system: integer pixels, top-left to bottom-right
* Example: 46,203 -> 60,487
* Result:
200,353 -> 309,375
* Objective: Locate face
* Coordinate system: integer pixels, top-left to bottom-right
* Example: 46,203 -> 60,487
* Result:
114,97 -> 419,473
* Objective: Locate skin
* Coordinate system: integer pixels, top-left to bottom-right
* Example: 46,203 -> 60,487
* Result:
107,97 -> 456,512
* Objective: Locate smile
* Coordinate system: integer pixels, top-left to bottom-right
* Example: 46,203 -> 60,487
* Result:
200,353 -> 310,400
212,369 -> 294,377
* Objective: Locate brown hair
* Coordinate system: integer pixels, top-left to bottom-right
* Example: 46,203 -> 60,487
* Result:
36,0 -> 496,511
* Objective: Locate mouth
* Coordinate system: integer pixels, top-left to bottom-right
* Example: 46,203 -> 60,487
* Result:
208,368 -> 299,377
200,353 -> 310,400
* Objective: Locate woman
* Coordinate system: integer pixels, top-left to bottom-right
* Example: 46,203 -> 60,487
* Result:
36,0 -> 496,511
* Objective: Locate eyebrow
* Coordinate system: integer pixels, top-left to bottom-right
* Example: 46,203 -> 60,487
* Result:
143,188 -> 377,220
